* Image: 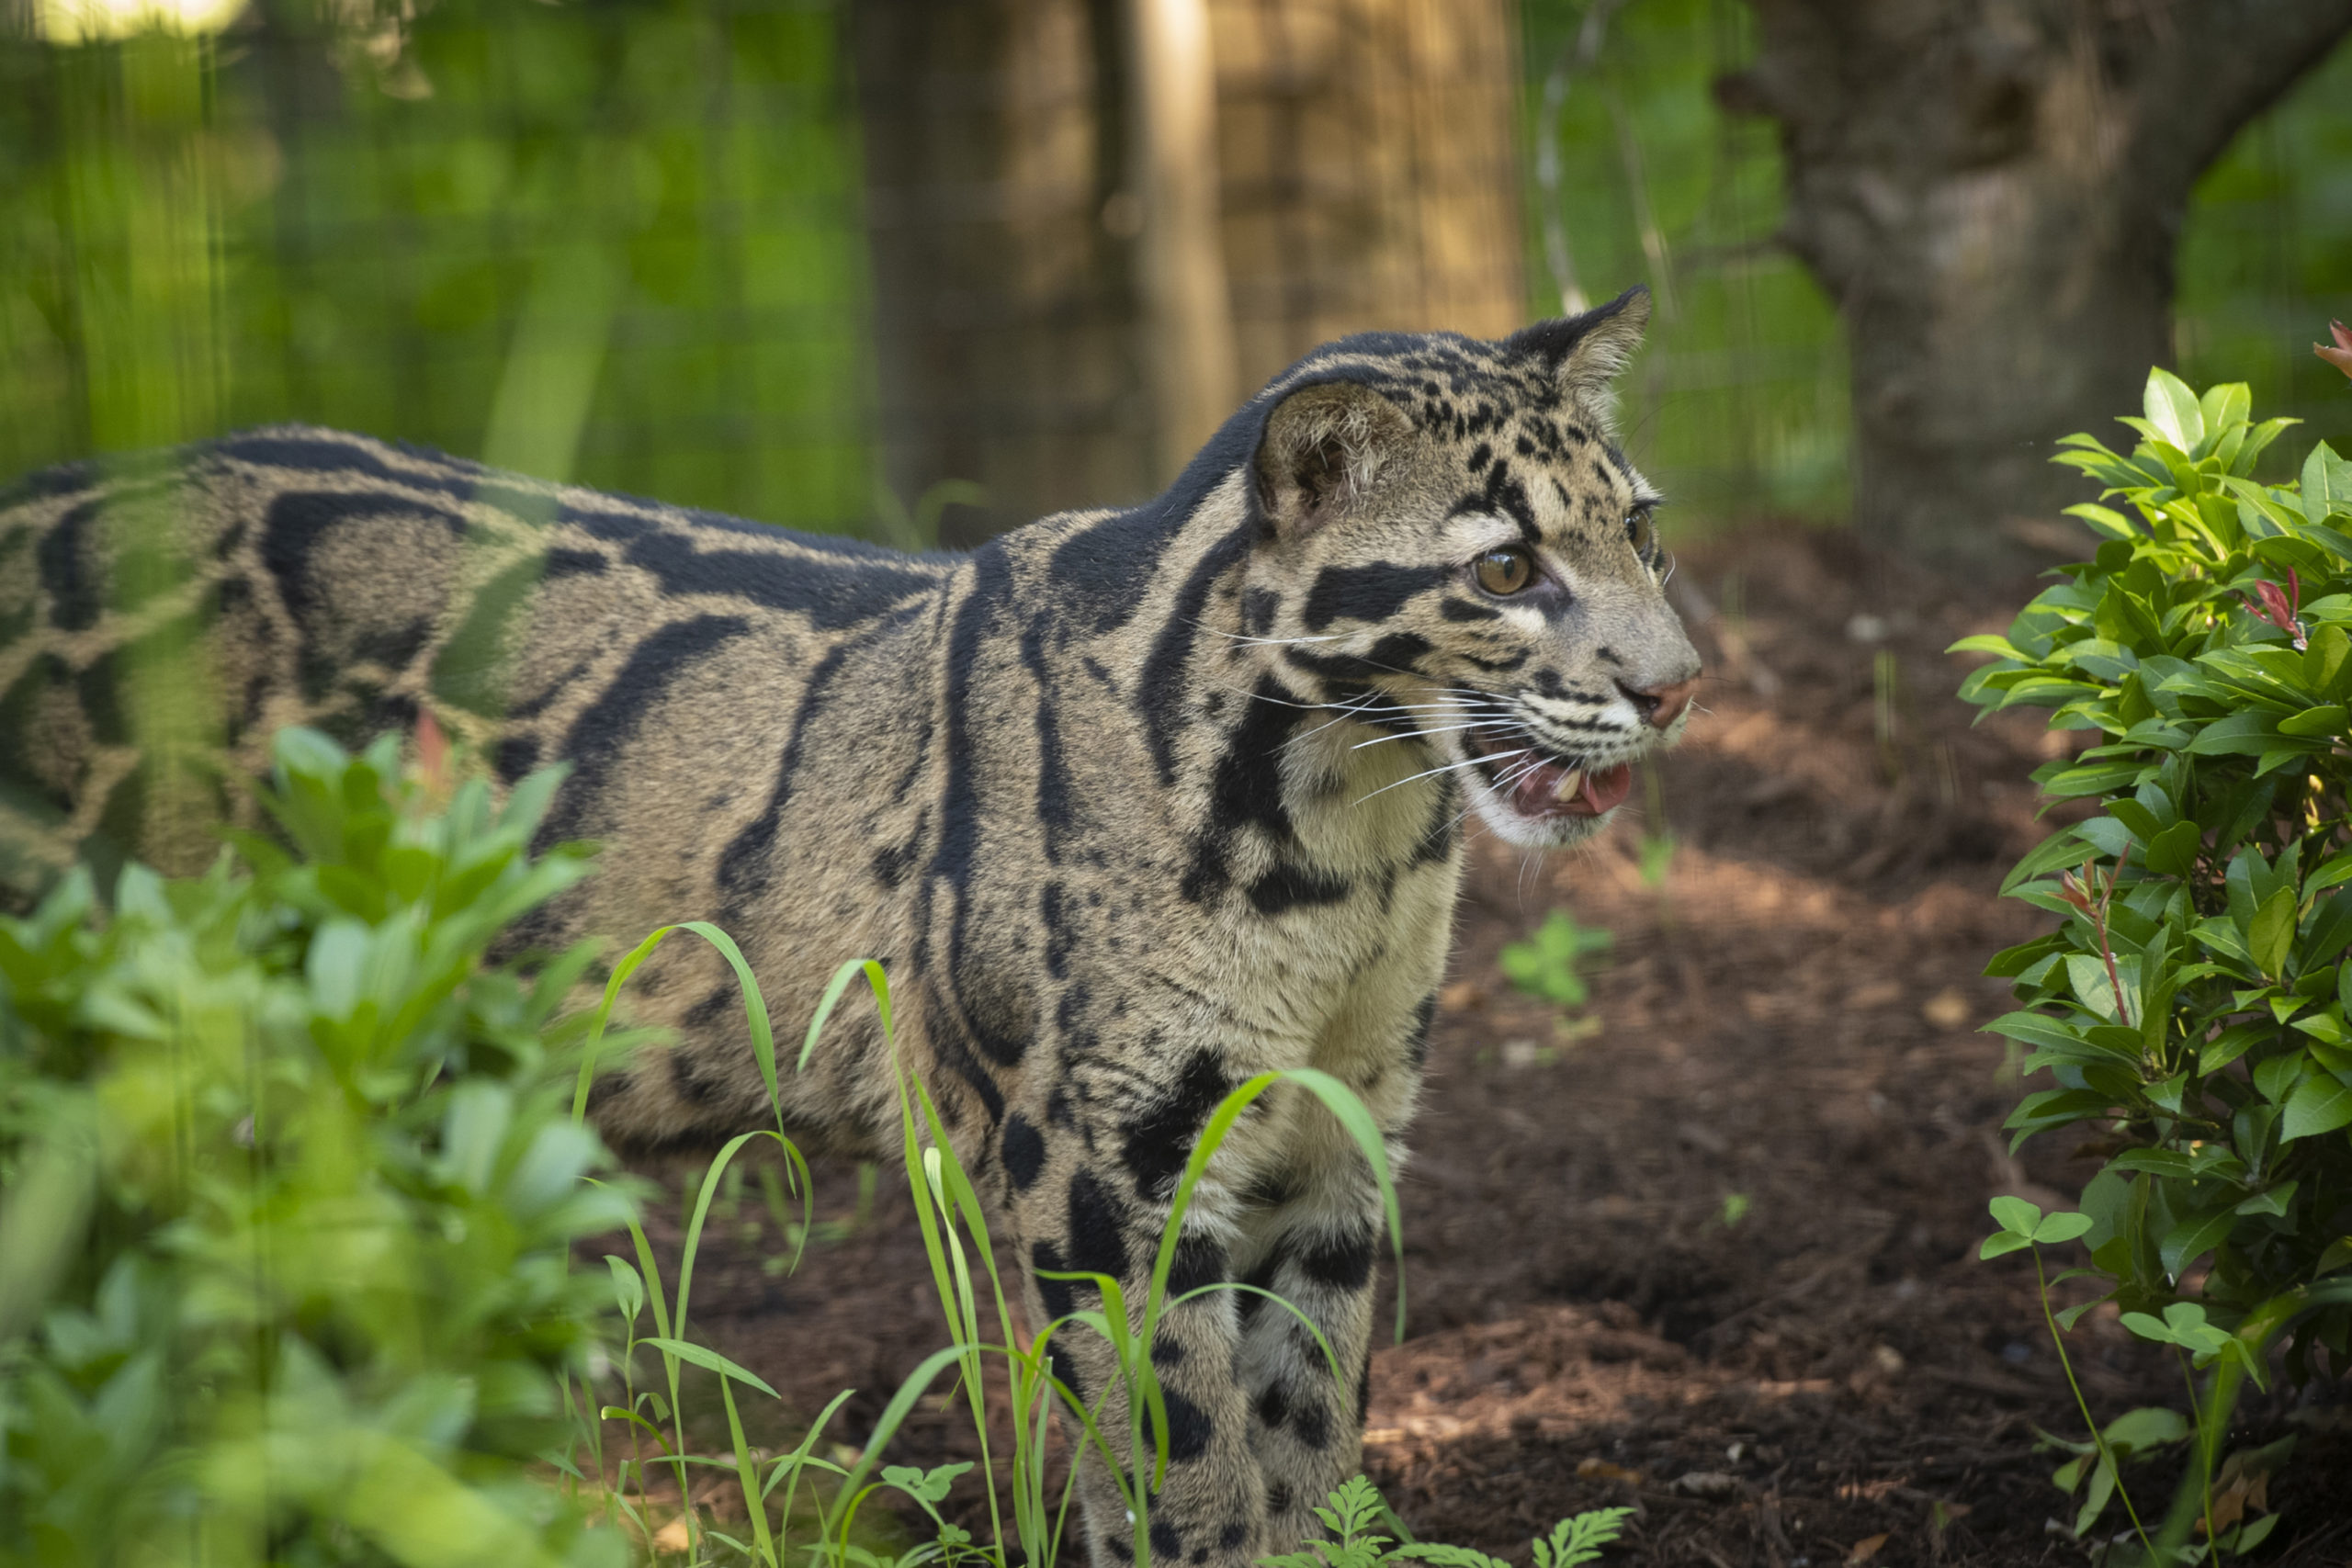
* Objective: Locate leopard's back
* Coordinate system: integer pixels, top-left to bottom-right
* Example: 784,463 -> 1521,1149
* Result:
0,424 -> 961,1149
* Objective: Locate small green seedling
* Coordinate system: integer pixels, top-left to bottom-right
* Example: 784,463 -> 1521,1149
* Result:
1498,911 -> 1612,1009
2121,1302 -> 2267,1387
1257,1475 -> 1632,1568
2040,1406 -> 2189,1542
1979,1195 -> 2094,1258
1982,1199 -> 2171,1560
1637,830 -> 1676,890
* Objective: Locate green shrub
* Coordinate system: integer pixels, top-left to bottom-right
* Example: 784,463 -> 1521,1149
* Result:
1960,370 -> 2352,1557
0,728 -> 631,1568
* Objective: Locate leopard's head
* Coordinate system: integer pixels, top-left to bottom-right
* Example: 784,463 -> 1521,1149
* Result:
1240,287 -> 1701,849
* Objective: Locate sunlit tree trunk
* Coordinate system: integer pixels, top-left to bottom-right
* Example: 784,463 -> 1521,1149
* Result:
1721,0 -> 2352,567
1129,0 -> 1238,477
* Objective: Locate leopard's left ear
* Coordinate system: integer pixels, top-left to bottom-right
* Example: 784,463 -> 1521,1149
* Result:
1252,378 -> 1415,541
1507,285 -> 1651,407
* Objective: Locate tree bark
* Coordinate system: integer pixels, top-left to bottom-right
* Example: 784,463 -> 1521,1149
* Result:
1721,0 -> 2352,567
851,0 -> 1525,539
1210,0 -> 1525,389
852,0 -> 1143,545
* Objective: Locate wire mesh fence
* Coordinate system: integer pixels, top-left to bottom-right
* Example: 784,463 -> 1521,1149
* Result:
1521,0 -> 1849,531
0,0 -> 875,533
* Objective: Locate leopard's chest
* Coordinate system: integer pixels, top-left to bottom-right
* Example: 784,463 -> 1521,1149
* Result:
1202,729 -> 1463,1077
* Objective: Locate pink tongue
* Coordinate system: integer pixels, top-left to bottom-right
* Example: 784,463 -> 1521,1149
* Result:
1579,762 -> 1634,815
1510,761 -> 1634,818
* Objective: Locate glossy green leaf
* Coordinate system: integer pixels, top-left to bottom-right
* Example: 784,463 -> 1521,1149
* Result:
2305,440 -> 2346,525
2281,1074 -> 2352,1142
2159,1208 -> 2240,1278
2254,1052 -> 2308,1104
2250,885 -> 2301,977
2278,704 -> 2348,737
2145,369 -> 2205,453
2200,381 -> 2251,437
1983,1012 -> 2094,1055
2235,1180 -> 2297,1217
2002,827 -> 2096,895
2143,819 -> 2202,877
2308,853 -> 2352,896
2188,711 -> 2285,755
1948,634 -> 2025,659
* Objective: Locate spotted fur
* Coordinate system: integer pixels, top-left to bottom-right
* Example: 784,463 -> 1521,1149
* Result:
0,286 -> 1698,1563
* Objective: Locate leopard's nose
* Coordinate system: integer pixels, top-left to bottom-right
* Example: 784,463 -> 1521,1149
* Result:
1618,675 -> 1698,729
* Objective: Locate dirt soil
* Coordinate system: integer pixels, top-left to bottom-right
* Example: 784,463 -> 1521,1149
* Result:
615,525 -> 2352,1568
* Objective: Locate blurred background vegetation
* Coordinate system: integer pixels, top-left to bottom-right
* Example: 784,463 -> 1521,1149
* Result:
1,0 -> 2347,546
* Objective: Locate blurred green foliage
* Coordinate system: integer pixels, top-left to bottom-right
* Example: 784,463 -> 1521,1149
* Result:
1521,0 -> 2352,536
0,0 -> 2346,544
0,0 -> 871,530
0,728 -> 631,1566
1498,909 -> 1611,1010
2176,43 -> 2352,441
1522,0 -> 1850,528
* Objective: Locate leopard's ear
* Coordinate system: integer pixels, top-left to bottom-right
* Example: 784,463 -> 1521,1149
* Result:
1507,285 -> 1651,411
1252,379 -> 1414,540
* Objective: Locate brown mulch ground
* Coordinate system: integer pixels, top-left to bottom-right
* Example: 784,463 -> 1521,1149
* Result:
607,524 -> 2352,1567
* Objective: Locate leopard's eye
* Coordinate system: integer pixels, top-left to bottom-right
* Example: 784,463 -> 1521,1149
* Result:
1626,507 -> 1657,558
1475,547 -> 1535,596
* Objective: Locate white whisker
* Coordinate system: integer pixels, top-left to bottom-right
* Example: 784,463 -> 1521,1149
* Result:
1492,755 -> 1555,794
1348,719 -> 1517,750
1215,681 -> 1371,715
1351,750 -> 1518,807
1281,706 -> 1391,750
1181,615 -> 1358,648
1221,682 -> 1505,718
1446,753 -> 1528,832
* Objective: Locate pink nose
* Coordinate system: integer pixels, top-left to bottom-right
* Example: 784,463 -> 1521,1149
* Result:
1622,676 -> 1698,729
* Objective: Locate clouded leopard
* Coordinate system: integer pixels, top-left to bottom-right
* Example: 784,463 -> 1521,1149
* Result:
0,285 -> 1699,1564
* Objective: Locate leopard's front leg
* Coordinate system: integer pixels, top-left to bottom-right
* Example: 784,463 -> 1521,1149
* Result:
1009,1147 -> 1268,1568
1228,1139 -> 1385,1552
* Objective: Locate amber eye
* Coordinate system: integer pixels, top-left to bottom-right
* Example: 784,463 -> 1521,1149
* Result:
1474,547 -> 1535,595
1626,507 -> 1657,557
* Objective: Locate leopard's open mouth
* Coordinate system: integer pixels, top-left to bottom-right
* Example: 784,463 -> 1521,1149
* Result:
1466,729 -> 1634,821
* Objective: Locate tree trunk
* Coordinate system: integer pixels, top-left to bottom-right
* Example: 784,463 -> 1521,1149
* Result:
1720,0 -> 2352,568
852,0 -> 1143,545
1210,0 -> 1525,389
851,0 -> 1525,540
